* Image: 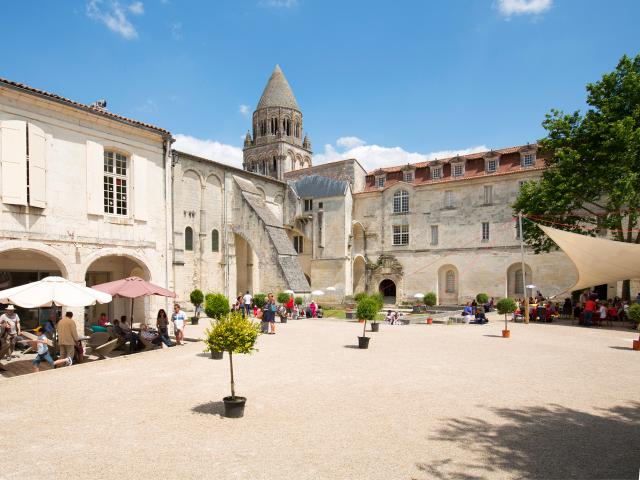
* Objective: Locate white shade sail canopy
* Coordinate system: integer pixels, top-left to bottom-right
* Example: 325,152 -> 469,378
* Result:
539,224 -> 640,292
0,276 -> 112,308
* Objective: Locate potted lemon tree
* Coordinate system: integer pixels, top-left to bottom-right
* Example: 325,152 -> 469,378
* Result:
357,296 -> 378,348
207,312 -> 261,418
204,293 -> 230,359
190,289 -> 204,325
497,298 -> 517,338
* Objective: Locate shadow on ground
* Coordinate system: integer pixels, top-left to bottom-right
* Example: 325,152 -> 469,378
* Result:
482,334 -> 503,338
415,402 -> 640,479
343,345 -> 361,349
191,401 -> 225,417
609,346 -> 635,351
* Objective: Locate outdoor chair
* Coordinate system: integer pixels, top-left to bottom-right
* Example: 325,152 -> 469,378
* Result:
86,332 -> 110,353
138,334 -> 159,351
93,338 -> 121,359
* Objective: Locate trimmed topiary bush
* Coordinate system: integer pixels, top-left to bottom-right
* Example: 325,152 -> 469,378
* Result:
190,289 -> 204,323
371,292 -> 384,311
205,293 -> 230,320
294,296 -> 303,306
354,292 -> 368,303
628,304 -> 640,330
253,293 -> 267,309
277,292 -> 290,304
476,293 -> 489,304
424,292 -> 437,307
356,296 -> 379,338
496,297 -> 517,331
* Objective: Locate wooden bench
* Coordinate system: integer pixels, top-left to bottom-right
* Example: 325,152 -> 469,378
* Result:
447,316 -> 466,325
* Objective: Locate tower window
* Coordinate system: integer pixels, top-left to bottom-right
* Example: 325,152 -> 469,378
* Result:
185,226 -> 193,251
211,229 -> 219,252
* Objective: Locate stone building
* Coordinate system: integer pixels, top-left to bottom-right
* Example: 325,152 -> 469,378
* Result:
0,77 -> 173,332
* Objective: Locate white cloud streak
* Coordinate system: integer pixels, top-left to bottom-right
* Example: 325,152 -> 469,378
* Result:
314,137 -> 488,171
86,0 -> 143,39
496,0 -> 552,17
239,104 -> 250,117
173,134 -> 244,168
259,0 -> 298,8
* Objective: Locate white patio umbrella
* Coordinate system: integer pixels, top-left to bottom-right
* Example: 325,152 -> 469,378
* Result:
526,284 -> 537,290
0,276 -> 112,308
326,287 -> 336,292
284,289 -> 295,294
413,293 -> 425,299
311,290 -> 324,296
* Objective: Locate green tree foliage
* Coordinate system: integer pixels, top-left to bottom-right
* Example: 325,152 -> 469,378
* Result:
354,292 -> 368,302
356,296 -> 379,321
496,298 -> 517,330
204,293 -> 230,320
424,292 -> 437,307
371,292 -> 384,311
476,293 -> 489,304
628,303 -> 640,327
277,292 -> 291,304
294,296 -> 303,306
253,293 -> 267,309
190,289 -> 204,308
514,54 -> 640,297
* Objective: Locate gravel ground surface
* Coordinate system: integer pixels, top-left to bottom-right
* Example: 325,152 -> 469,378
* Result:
1,316 -> 638,480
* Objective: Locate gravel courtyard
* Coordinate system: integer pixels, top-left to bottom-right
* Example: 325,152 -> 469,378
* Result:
1,317 -> 638,480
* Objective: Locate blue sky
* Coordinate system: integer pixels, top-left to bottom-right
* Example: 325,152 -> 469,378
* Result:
2,0 -> 639,170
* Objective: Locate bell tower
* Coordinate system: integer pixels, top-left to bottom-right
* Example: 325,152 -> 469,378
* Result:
242,65 -> 312,180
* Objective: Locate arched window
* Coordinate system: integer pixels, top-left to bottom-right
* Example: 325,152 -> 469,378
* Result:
184,226 -> 193,251
211,229 -> 219,252
295,121 -> 300,138
445,270 -> 456,293
393,190 -> 409,213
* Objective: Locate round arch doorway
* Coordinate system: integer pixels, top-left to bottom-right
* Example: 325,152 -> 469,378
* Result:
379,279 -> 396,304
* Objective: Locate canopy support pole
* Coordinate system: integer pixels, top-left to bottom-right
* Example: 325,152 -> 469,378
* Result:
519,213 -> 529,324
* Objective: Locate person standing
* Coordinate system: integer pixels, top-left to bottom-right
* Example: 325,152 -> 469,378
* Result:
172,303 -> 187,345
243,291 -> 252,318
56,311 -> 78,366
0,305 -> 21,360
156,309 -> 175,347
263,293 -> 277,334
285,294 -> 294,317
583,297 -> 597,327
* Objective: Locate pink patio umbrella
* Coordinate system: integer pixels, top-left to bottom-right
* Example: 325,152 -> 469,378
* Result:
91,276 -> 176,326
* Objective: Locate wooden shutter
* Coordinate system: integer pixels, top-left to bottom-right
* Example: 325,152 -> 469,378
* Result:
86,140 -> 104,215
28,123 -> 47,208
132,153 -> 147,221
0,120 -> 27,206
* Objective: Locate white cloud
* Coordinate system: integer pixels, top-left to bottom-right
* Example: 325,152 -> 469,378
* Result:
259,0 -> 298,8
314,137 -> 488,172
239,104 -> 250,117
128,1 -> 144,15
496,0 -> 552,17
173,134 -> 243,168
170,21 -> 182,40
86,0 -> 141,39
336,136 -> 366,149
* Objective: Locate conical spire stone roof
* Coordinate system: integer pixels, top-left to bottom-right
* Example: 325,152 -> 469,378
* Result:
256,65 -> 300,110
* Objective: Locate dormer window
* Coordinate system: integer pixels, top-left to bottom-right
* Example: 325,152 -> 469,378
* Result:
452,162 -> 465,177
403,171 -> 414,183
376,175 -> 386,188
431,166 -> 442,180
522,153 -> 535,167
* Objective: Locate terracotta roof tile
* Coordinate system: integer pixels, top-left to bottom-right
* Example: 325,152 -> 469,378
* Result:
0,77 -> 171,136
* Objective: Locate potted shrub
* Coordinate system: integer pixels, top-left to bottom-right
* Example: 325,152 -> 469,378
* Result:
190,289 -> 204,325
424,292 -> 437,307
356,296 -> 378,348
476,293 -> 489,305
628,304 -> 640,350
204,293 -> 230,358
206,312 -> 261,418
496,298 -> 517,338
253,293 -> 267,309
276,292 -> 290,323
203,321 -> 223,359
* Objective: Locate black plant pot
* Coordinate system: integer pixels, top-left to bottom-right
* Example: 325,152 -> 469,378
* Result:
223,396 -> 246,418
210,350 -> 223,360
191,316 -> 199,325
358,336 -> 370,349
370,322 -> 380,332
280,317 -> 288,323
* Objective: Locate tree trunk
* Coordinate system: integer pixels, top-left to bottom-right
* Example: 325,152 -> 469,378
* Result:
505,314 -> 508,331
229,351 -> 235,399
622,279 -> 631,302
362,319 -> 367,337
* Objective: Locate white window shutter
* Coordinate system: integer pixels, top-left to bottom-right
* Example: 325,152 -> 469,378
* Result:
86,140 -> 104,215
28,123 -> 47,208
133,153 -> 147,221
0,120 -> 27,206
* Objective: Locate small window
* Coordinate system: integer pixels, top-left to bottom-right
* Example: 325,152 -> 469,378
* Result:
483,185 -> 493,205
522,153 -> 534,167
304,199 -> 313,212
444,190 -> 454,208
431,225 -> 439,246
445,270 -> 456,293
211,229 -> 219,252
482,222 -> 490,241
293,235 -> 304,253
452,163 -> 464,177
392,225 -> 409,246
431,167 -> 442,180
376,176 -> 385,188
393,190 -> 409,213
185,226 -> 193,251
318,202 -> 323,209
486,159 -> 497,173
403,171 -> 414,183
103,151 -> 128,216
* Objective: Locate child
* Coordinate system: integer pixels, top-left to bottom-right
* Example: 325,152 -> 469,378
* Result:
32,326 -> 55,372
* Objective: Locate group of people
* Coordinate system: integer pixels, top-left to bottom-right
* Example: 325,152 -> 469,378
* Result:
461,302 -> 490,324
385,310 -> 406,324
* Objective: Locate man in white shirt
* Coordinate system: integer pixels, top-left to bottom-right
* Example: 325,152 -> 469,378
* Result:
171,303 -> 187,346
0,305 -> 21,360
242,291 -> 252,317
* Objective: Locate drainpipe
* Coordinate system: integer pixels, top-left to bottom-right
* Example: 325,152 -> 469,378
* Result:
164,136 -> 173,313
223,169 -> 229,298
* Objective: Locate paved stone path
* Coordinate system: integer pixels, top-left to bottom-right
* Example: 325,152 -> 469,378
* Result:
1,316 -> 638,479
